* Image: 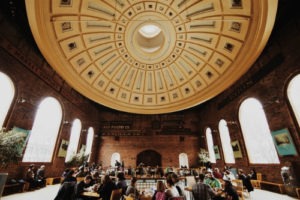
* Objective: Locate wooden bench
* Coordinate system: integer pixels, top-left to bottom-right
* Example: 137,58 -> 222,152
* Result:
250,180 -> 261,189
232,179 -> 245,200
3,183 -> 23,196
259,181 -> 284,194
46,177 -> 62,185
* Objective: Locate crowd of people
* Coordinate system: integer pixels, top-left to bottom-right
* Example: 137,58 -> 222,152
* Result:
51,161 -> 257,200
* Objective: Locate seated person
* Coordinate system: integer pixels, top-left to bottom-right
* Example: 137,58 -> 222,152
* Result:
74,175 -> 93,200
62,169 -> 77,184
204,170 -> 222,189
213,168 -> 223,179
152,180 -> 166,200
54,181 -> 76,200
25,164 -> 37,190
126,177 -> 140,200
222,176 -> 239,200
116,172 -> 127,195
98,175 -> 117,200
36,165 -> 46,187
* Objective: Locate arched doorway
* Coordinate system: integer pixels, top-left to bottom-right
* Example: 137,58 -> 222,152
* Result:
136,150 -> 161,166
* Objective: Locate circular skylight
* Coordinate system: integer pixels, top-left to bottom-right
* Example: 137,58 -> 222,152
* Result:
139,24 -> 161,38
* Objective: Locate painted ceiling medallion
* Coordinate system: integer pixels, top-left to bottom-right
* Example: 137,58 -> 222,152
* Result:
26,0 -> 278,114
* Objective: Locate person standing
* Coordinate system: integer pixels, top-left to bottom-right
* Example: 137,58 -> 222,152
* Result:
185,174 -> 217,200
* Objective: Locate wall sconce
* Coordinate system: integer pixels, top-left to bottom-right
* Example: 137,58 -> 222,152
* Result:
212,129 -> 218,133
81,129 -> 87,133
227,121 -> 237,125
17,97 -> 26,103
63,120 -> 70,125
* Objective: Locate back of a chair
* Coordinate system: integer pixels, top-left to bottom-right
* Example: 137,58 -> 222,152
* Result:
123,195 -> 134,200
232,179 -> 243,191
168,196 -> 185,200
256,173 -> 262,181
110,188 -> 123,200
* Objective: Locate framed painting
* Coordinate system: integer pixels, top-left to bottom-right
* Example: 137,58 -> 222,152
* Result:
231,140 -> 242,158
214,145 -> 221,159
11,126 -> 30,154
58,139 -> 69,157
271,128 -> 297,156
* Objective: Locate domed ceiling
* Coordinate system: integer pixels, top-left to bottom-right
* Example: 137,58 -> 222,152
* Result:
26,0 -> 277,114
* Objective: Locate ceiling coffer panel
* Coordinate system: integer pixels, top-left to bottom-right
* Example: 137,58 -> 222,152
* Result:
26,0 -> 278,114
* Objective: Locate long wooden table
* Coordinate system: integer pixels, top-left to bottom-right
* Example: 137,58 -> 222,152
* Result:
82,191 -> 100,198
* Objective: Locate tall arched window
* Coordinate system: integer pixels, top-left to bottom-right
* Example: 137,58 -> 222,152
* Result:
85,127 -> 94,162
0,72 -> 15,127
111,152 -> 121,167
23,97 -> 62,162
65,119 -> 82,162
219,119 -> 235,163
287,74 -> 300,127
206,128 -> 216,163
239,98 -> 279,164
179,153 -> 189,168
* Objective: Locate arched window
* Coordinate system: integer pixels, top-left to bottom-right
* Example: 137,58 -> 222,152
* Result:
219,119 -> 235,163
206,128 -> 216,163
179,153 -> 189,168
65,119 -> 82,162
239,98 -> 279,164
111,152 -> 121,167
287,74 -> 300,127
0,72 -> 15,127
23,97 -> 62,162
85,127 -> 94,162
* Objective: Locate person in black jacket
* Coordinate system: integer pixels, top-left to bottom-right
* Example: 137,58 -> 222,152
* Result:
238,169 -> 253,192
98,175 -> 117,200
54,181 -> 76,200
75,175 -> 93,200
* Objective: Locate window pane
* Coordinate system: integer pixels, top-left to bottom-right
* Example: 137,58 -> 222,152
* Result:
85,127 -> 94,162
111,152 -> 120,167
0,72 -> 15,127
65,119 -> 82,162
287,74 -> 300,127
179,153 -> 189,168
239,98 -> 279,164
219,119 -> 235,163
206,128 -> 216,163
23,97 -> 62,162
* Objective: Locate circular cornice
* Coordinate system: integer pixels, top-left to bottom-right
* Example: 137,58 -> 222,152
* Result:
26,0 -> 278,114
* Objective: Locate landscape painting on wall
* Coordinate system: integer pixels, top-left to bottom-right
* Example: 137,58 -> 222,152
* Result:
271,128 -> 297,156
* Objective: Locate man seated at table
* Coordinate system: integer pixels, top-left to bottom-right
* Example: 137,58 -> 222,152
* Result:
75,175 -> 94,200
204,170 -> 222,190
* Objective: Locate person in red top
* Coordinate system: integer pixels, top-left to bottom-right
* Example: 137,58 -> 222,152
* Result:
213,168 -> 223,179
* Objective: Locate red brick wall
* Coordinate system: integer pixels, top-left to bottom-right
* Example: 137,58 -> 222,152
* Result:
97,135 -> 200,169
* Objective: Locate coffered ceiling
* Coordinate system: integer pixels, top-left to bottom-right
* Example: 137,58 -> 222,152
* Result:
25,0 -> 278,114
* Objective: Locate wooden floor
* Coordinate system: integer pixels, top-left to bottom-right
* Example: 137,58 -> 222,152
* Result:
1,184 -> 299,200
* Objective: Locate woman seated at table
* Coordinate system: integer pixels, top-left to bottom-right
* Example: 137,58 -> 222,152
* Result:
152,180 -> 166,200
126,177 -> 140,200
